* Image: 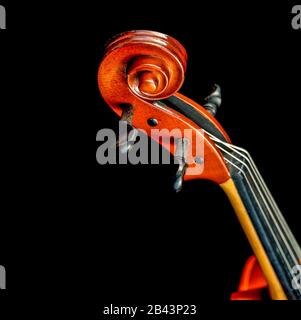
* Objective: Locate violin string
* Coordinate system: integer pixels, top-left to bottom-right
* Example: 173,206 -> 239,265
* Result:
210,137 -> 300,262
220,144 -> 300,269
203,130 -> 301,283
224,139 -> 301,259
222,156 -> 294,272
206,131 -> 301,261
221,147 -> 296,268
217,146 -> 294,272
205,130 -> 300,258
222,155 -> 301,297
218,153 -> 301,298
212,146 -> 301,296
230,144 -> 301,260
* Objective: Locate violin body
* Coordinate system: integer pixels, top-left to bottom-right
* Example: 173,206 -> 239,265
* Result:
97,30 -> 301,300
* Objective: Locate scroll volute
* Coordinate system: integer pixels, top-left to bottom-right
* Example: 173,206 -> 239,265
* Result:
98,30 -> 230,184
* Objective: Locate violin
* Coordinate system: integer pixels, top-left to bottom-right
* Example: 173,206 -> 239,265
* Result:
97,30 -> 301,300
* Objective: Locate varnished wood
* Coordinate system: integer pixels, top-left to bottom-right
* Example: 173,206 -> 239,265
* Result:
220,179 -> 287,300
98,30 -> 231,184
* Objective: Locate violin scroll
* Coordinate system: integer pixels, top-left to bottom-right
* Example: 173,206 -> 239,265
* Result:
99,30 -> 187,111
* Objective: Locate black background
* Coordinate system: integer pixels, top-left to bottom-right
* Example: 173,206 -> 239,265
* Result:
0,0 -> 300,316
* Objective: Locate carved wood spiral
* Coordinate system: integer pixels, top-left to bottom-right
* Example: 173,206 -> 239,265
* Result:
98,30 -> 188,114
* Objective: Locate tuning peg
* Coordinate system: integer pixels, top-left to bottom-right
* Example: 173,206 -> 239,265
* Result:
173,138 -> 189,192
117,123 -> 138,154
204,84 -> 222,116
116,105 -> 138,154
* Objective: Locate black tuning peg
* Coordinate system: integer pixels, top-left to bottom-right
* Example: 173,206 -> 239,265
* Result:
204,84 -> 222,116
173,138 -> 189,192
116,105 -> 138,154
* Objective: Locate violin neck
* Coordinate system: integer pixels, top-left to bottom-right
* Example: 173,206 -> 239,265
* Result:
220,167 -> 301,300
